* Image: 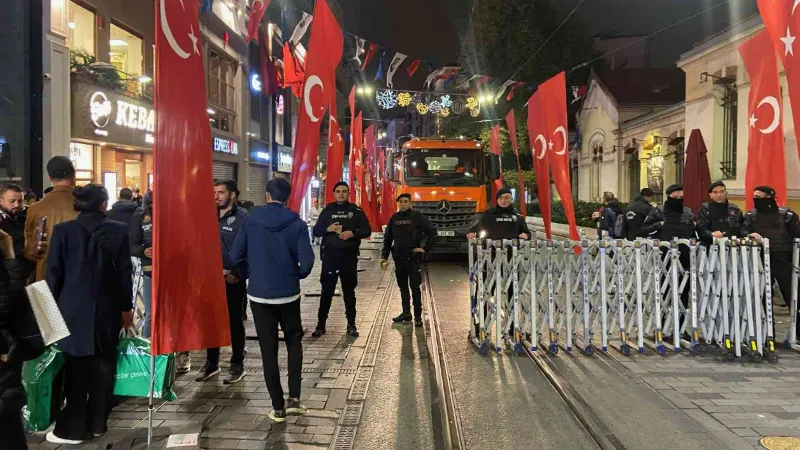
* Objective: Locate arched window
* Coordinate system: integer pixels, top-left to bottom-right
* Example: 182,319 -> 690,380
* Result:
591,141 -> 603,201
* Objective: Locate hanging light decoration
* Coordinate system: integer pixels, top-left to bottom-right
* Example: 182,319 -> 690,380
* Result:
397,92 -> 413,107
416,103 -> 429,115
429,101 -> 442,114
376,89 -> 397,109
439,95 -> 453,108
466,97 -> 478,110
451,97 -> 465,115
470,107 -> 480,117
440,107 -> 451,117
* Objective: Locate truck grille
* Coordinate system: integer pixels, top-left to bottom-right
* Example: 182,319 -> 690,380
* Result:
414,201 -> 478,230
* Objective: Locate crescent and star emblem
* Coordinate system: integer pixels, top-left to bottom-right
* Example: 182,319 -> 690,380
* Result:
160,0 -> 199,60
534,134 -> 547,160
304,75 -> 324,123
553,126 -> 567,155
749,96 -> 780,135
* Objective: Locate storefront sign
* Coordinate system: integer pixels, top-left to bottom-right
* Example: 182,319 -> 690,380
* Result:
213,137 -> 239,155
274,143 -> 293,173
249,139 -> 270,164
250,73 -> 261,93
73,80 -> 154,149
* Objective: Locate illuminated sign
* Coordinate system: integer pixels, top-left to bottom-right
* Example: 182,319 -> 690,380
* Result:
277,152 -> 292,172
250,73 -> 262,92
276,95 -> 284,115
90,92 -> 111,127
73,81 -> 155,148
213,137 -> 239,155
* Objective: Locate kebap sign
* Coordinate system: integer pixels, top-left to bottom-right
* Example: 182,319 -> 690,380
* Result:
72,80 -> 154,149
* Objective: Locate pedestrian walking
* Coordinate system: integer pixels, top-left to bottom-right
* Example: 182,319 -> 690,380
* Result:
592,191 -> 623,238
107,188 -> 142,226
381,193 -> 436,327
44,184 -> 133,445
624,188 -> 655,240
195,179 -> 249,384
696,181 -> 743,245
307,198 -> 323,245
227,178 -> 314,423
311,182 -> 371,338
25,156 -> 79,281
467,187 -> 530,241
741,185 -> 800,338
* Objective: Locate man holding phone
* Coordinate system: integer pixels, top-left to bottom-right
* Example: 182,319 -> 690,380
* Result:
25,157 -> 78,281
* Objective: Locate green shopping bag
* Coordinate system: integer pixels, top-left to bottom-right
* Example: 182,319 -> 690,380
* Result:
113,331 -> 176,401
21,345 -> 65,432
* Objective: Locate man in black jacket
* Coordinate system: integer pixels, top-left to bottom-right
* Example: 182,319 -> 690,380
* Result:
381,193 -> 436,327
624,188 -> 655,240
312,182 -> 371,337
741,186 -> 800,336
108,188 -> 142,226
467,187 -> 530,241
696,181 -> 743,245
593,191 -> 624,238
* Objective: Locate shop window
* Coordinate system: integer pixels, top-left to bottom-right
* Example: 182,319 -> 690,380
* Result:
110,23 -> 144,76
69,142 -> 94,184
124,160 -> 142,190
67,1 -> 95,56
719,84 -> 738,179
628,151 -> 640,201
208,48 -> 237,133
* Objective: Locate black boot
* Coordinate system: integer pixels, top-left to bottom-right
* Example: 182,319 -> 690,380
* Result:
347,324 -> 359,337
312,323 -> 326,337
392,312 -> 412,323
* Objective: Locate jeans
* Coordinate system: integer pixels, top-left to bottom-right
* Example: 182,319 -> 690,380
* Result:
394,254 -> 422,318
251,300 -> 303,411
53,353 -> 116,440
319,251 -> 359,326
142,274 -> 152,338
207,281 -> 247,368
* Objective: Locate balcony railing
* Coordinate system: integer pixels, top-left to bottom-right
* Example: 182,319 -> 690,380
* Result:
70,50 -> 153,101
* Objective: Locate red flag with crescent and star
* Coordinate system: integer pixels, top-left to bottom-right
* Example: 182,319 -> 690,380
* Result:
757,0 -> 800,163
353,112 -> 363,205
245,0 -> 270,43
348,87 -> 356,202
287,0 -> 343,212
326,97 -> 344,197
152,0 -> 229,355
526,91 -> 552,239
489,125 -> 503,201
538,72 -> 578,240
505,109 -> 526,216
739,30 -> 787,211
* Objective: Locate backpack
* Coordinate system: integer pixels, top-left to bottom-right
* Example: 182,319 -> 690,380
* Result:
611,210 -> 626,239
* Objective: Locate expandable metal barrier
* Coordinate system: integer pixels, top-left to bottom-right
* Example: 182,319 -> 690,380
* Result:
467,237 -> 799,362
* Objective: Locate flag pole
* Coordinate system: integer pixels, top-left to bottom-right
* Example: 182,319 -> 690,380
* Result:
148,351 -> 155,446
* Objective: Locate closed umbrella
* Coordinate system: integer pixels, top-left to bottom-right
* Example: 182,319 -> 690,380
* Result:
682,129 -> 711,215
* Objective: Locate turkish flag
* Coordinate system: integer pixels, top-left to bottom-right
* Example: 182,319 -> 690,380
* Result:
489,125 -> 503,201
152,0 -> 229,355
282,42 -> 305,98
365,127 -> 381,231
325,98 -> 344,197
287,0 -> 343,212
380,149 -> 396,225
348,87 -> 356,202
363,125 -> 375,220
505,110 -> 526,216
538,73 -> 578,240
757,1 -> 800,164
245,0 -> 270,44
526,91 -> 552,239
739,30 -> 787,210
352,112 -> 363,205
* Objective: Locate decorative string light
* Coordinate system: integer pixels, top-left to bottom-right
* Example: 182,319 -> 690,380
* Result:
440,107 -> 451,117
416,103 -> 429,115
466,97 -> 478,110
470,107 -> 480,117
439,95 -> 453,108
429,101 -> 442,114
376,90 -> 397,109
397,92 -> 412,107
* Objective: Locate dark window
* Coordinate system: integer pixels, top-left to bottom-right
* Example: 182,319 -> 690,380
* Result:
720,85 -> 738,179
674,141 -> 685,185
208,48 -> 237,133
629,151 -> 640,201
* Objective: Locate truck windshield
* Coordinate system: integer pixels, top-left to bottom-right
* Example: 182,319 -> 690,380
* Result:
404,149 -> 484,186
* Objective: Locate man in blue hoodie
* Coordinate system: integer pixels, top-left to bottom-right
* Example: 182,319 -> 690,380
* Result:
228,178 -> 314,423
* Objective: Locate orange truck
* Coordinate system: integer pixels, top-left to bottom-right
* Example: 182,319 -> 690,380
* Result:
383,136 -> 502,253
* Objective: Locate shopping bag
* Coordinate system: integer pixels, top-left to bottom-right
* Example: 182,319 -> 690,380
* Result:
113,330 -> 176,401
25,281 -> 70,346
21,346 -> 65,432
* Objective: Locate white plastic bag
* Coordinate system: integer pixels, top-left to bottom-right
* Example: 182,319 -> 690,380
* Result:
25,280 -> 70,345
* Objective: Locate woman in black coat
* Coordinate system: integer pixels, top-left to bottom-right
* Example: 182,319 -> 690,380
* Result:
45,184 -> 133,445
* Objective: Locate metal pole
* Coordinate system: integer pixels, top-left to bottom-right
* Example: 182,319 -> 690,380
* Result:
599,241 -> 608,352
635,241 -> 644,353
147,351 -> 155,446
790,239 -> 800,347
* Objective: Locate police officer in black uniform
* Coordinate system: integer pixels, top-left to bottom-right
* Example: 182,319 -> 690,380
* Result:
467,187 -> 530,241
312,182 -> 371,338
624,188 -> 655,240
696,181 -> 743,245
741,186 -> 800,338
196,179 -> 250,383
381,193 -> 436,327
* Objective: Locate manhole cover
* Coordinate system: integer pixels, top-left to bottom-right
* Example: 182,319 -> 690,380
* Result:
761,437 -> 800,449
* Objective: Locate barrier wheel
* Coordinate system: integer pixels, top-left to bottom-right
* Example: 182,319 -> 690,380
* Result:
750,351 -> 763,363
692,343 -> 701,354
513,343 -> 523,355
584,345 -> 594,356
549,343 -> 559,355
785,340 -> 793,350
479,342 -> 488,355
768,352 -> 779,363
620,343 -> 630,356
656,345 -> 666,356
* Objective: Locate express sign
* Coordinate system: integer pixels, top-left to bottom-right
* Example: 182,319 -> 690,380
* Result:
73,81 -> 155,149
213,137 -> 239,155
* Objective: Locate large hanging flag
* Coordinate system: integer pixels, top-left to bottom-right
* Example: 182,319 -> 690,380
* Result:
351,111 -> 363,204
287,0 -> 343,211
289,12 -> 313,45
245,0 -> 270,43
379,149 -> 395,225
361,43 -> 378,70
282,42 -> 304,98
738,30 -> 787,210
538,72 -> 578,240
505,110 -> 526,216
152,0 -> 229,355
348,86 -> 356,201
527,91 -> 552,239
364,125 -> 380,230
407,59 -> 421,77
386,52 -> 407,88
757,0 -> 800,162
326,97 -> 344,196
489,125 -> 503,201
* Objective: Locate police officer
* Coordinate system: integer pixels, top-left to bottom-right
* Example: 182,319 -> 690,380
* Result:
196,179 -> 249,383
381,193 -> 436,327
467,187 -> 530,241
696,181 -> 743,245
624,188 -> 655,240
312,182 -> 371,338
741,186 -> 800,338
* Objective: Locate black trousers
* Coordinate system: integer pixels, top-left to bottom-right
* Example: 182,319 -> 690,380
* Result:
251,300 -> 303,411
395,254 -> 422,318
207,281 -> 247,368
0,413 -> 26,449
319,251 -> 358,326
53,353 -> 116,440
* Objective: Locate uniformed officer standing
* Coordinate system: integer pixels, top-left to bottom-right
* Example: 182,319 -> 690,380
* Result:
741,186 -> 800,338
466,187 -> 530,241
696,181 -> 743,245
624,188 -> 655,240
312,182 -> 371,337
196,179 -> 249,383
380,193 -> 436,327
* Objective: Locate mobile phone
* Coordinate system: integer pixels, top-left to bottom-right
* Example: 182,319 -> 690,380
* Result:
36,217 -> 47,242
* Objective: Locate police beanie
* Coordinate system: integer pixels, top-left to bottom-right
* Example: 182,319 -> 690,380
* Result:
640,188 -> 654,197
332,181 -> 349,192
665,184 -> 683,196
754,185 -> 776,197
496,187 -> 512,200
396,193 -> 411,201
708,180 -> 726,193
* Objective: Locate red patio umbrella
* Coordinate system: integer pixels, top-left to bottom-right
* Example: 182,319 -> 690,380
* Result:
682,128 -> 712,215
